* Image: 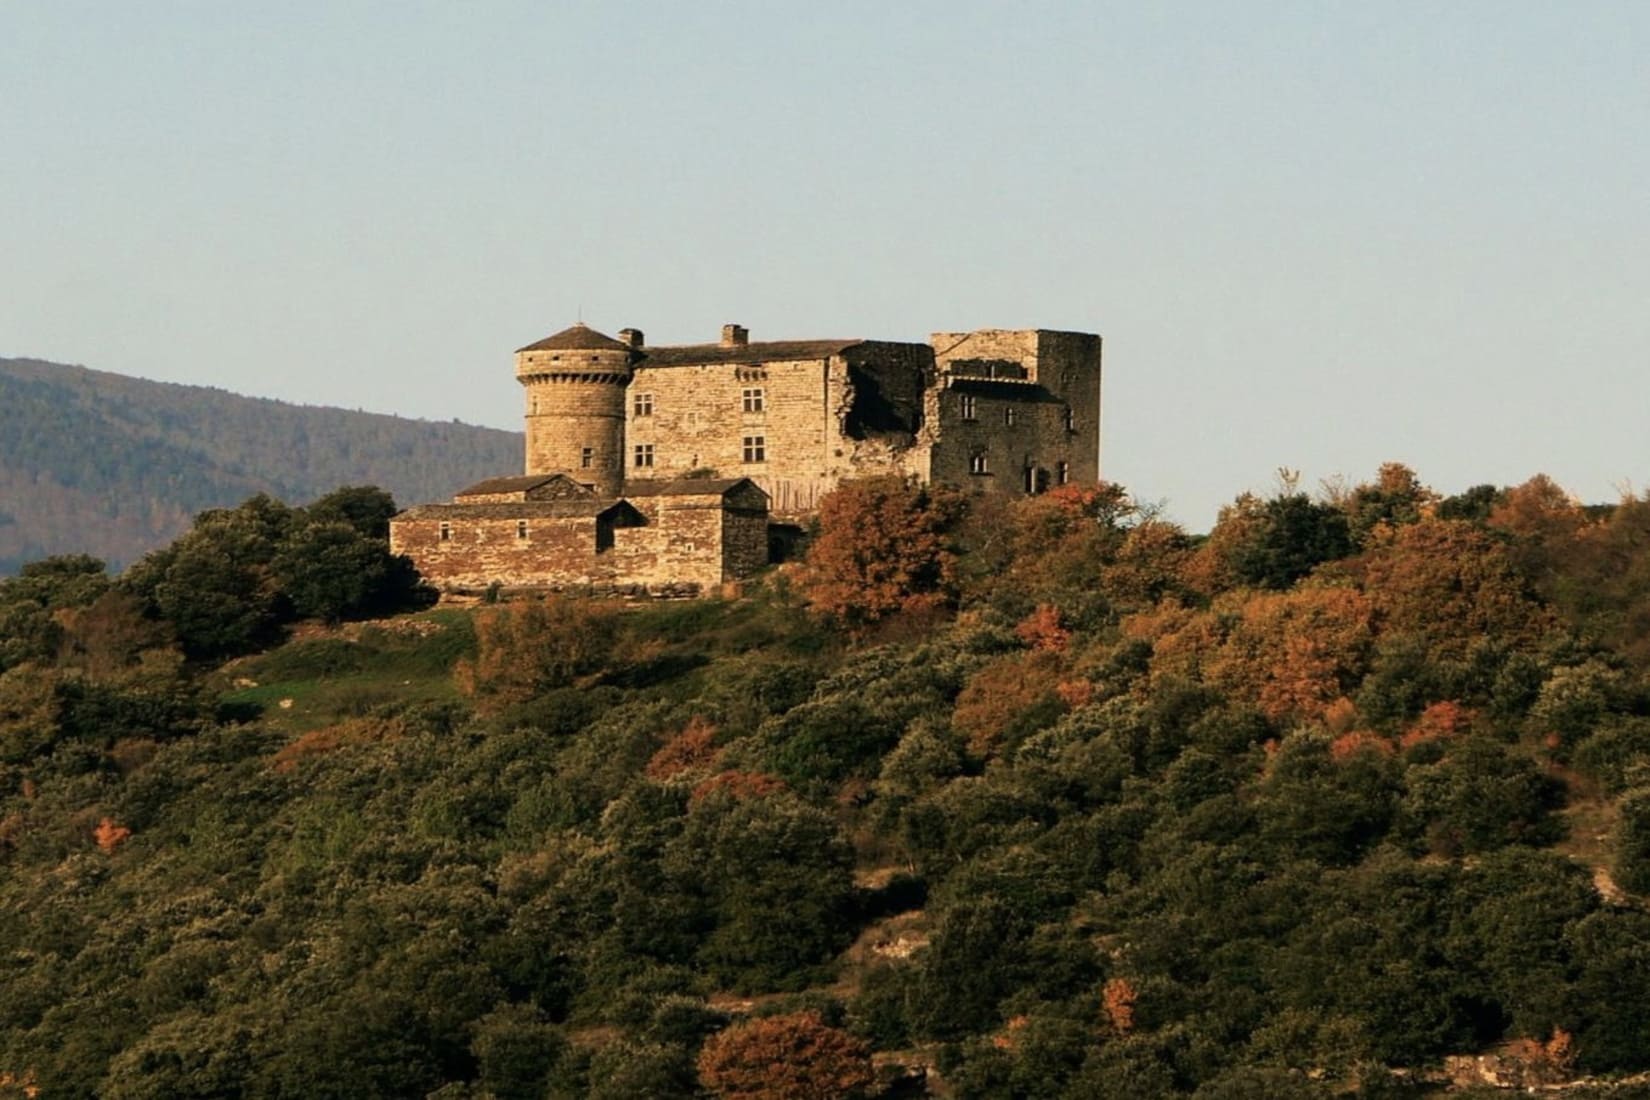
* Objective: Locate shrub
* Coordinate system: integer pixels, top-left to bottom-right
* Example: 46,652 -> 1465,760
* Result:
697,1012 -> 875,1100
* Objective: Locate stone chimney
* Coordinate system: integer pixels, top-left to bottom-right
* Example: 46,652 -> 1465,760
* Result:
618,328 -> 644,349
720,323 -> 748,347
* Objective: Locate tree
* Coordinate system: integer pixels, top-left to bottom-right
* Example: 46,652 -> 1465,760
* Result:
454,597 -> 619,711
272,520 -> 426,624
800,478 -> 966,629
121,495 -> 296,660
1217,492 -> 1355,590
1342,462 -> 1436,545
697,1012 -> 876,1100
1357,519 -> 1553,660
307,485 -> 399,540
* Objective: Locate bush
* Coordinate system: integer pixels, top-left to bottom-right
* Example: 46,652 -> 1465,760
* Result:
697,1012 -> 876,1100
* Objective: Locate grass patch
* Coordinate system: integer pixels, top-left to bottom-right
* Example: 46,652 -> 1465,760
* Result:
217,611 -> 475,734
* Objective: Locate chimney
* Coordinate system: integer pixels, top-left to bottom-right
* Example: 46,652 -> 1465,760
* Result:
720,323 -> 748,347
618,327 -> 644,349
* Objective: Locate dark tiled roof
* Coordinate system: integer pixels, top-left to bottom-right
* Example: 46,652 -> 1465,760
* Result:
620,477 -> 768,499
396,500 -> 632,520
454,474 -> 566,497
517,323 -> 634,353
637,339 -> 864,367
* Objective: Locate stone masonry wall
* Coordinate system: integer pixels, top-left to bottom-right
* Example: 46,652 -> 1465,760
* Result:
722,506 -> 770,580
928,329 -> 1103,488
392,514 -> 620,591
611,502 -> 728,589
626,345 -> 936,518
520,355 -> 630,493
1031,330 -> 1103,483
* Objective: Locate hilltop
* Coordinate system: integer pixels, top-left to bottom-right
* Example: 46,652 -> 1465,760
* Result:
3,467 -> 1650,1096
0,357 -> 521,573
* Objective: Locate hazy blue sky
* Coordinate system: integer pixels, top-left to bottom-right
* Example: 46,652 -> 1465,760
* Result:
4,2 -> 1647,527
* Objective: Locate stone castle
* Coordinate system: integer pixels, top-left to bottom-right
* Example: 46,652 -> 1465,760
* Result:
390,320 -> 1102,594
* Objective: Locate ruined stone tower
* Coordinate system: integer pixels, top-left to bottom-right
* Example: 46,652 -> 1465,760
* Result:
514,322 -> 638,495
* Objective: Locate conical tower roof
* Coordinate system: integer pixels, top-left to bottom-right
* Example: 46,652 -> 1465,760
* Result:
516,322 -> 633,354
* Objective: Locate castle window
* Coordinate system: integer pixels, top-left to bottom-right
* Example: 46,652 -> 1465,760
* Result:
516,520 -> 529,540
1063,406 -> 1076,432
960,394 -> 978,421
580,447 -> 593,468
634,393 -> 653,417
1057,461 -> 1070,485
742,435 -> 766,463
1004,406 -> 1017,427
970,451 -> 989,475
438,521 -> 452,542
634,444 -> 654,468
742,387 -> 765,413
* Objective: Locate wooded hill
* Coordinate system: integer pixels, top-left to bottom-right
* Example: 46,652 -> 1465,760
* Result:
3,465 -> 1650,1097
0,357 -> 521,574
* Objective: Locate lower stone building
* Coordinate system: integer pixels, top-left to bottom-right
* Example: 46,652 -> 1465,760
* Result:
391,474 -> 769,595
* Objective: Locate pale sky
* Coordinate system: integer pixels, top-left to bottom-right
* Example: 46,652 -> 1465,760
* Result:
4,2 -> 1647,528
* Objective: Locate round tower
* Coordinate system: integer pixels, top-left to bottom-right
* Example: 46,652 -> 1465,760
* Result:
514,322 -> 636,495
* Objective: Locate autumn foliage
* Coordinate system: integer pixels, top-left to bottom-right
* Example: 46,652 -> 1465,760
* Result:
1103,976 -> 1138,1034
93,817 -> 131,854
800,478 -> 965,629
645,716 -> 721,781
696,1012 -> 876,1100
689,770 -> 789,806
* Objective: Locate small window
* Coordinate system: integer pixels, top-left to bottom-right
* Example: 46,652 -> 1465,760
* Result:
438,521 -> 452,542
1057,461 -> 1070,485
634,393 -> 654,417
960,394 -> 978,421
742,435 -> 766,463
742,387 -> 765,413
1004,406 -> 1017,427
970,451 -> 989,475
516,520 -> 529,540
580,447 -> 593,468
634,444 -> 654,468
1063,406 -> 1076,432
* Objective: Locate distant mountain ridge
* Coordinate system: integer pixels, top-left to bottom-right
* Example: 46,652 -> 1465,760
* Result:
0,357 -> 523,574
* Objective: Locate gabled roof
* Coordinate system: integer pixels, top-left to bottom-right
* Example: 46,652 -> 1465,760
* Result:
516,323 -> 634,354
455,473 -> 584,497
396,499 -> 639,520
620,477 -> 769,499
637,339 -> 864,367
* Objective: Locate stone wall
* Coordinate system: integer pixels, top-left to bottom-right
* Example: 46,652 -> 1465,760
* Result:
928,328 -> 1103,487
393,491 -> 768,594
625,344 -> 939,518
391,513 -> 620,591
722,505 -> 770,580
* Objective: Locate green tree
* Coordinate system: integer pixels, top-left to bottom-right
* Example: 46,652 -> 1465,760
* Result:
307,484 -> 399,540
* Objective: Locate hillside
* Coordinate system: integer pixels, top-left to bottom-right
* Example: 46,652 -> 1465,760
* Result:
2,467 -> 1650,1097
0,357 -> 522,574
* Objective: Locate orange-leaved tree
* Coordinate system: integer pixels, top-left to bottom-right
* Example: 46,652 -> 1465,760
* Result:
696,1012 -> 876,1100
1356,518 -> 1554,658
800,478 -> 966,630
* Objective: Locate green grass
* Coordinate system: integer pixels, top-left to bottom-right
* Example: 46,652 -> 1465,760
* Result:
216,610 -> 475,733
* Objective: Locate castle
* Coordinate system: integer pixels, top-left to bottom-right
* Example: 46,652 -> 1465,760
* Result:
390,321 -> 1102,594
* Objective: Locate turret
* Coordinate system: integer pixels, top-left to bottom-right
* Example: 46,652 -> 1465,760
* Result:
514,322 -> 635,495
